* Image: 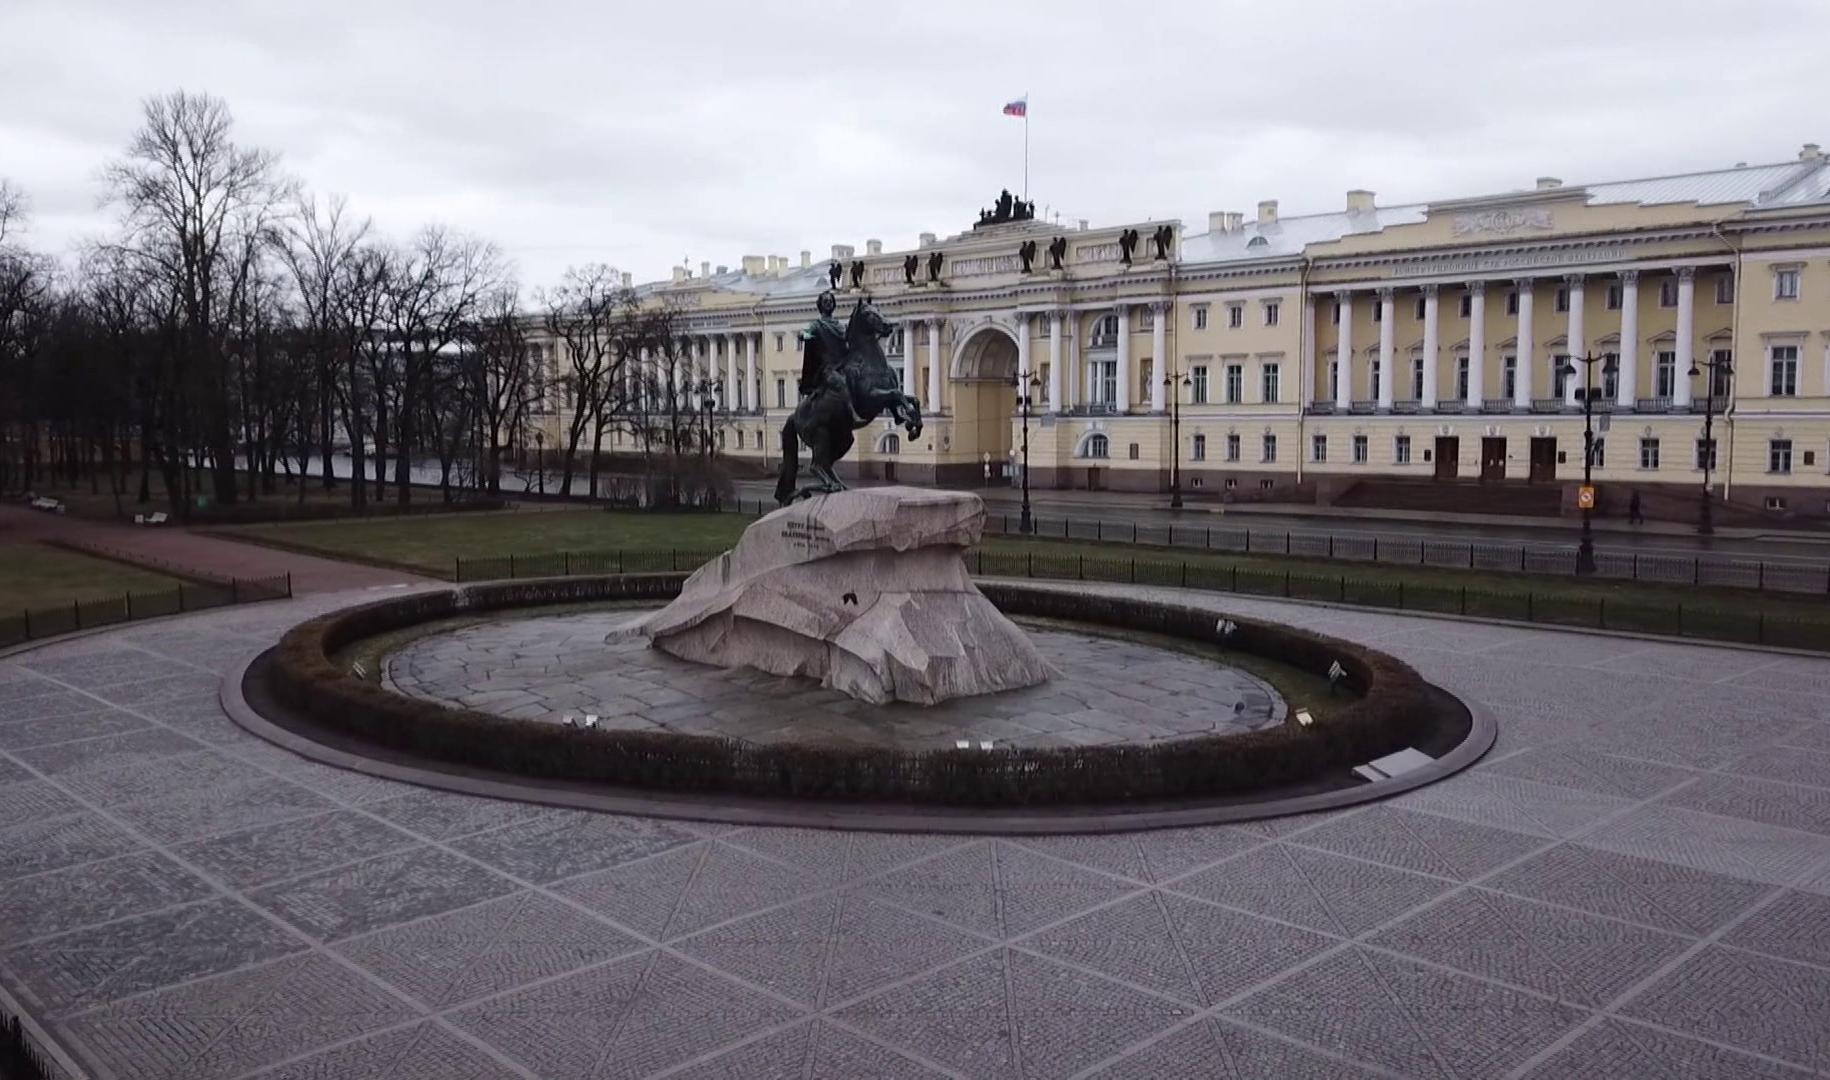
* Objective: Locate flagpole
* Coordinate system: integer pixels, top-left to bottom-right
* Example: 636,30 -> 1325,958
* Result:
1023,91 -> 1029,200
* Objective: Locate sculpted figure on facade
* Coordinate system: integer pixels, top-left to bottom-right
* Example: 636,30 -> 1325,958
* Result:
926,250 -> 944,283
1118,228 -> 1139,265
1047,235 -> 1067,270
827,260 -> 842,289
903,253 -> 919,285
1018,239 -> 1037,273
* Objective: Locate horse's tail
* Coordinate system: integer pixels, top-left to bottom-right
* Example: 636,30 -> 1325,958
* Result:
774,416 -> 799,506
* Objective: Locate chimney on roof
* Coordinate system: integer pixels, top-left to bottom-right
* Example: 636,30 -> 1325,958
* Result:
715,264 -> 727,275
1077,219 -> 1088,231
1346,189 -> 1375,213
866,238 -> 882,255
672,266 -> 688,283
621,271 -> 632,288
1257,200 -> 1279,224
741,255 -> 765,275
1801,143 -> 1823,161
919,231 -> 937,248
831,243 -> 854,260
1207,211 -> 1245,234
1536,177 -> 1562,190
799,250 -> 811,269
700,261 -> 710,278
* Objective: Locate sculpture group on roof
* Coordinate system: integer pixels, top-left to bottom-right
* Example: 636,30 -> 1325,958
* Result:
975,188 -> 1035,228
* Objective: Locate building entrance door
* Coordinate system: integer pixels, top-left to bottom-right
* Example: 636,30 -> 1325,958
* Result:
1434,437 -> 1459,481
1529,437 -> 1557,482
1086,467 -> 1104,491
883,461 -> 897,483
1480,437 -> 1506,482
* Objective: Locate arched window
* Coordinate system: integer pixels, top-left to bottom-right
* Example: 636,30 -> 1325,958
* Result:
1097,314 -> 1118,340
1247,235 -> 1269,249
1082,433 -> 1110,459
881,433 -> 901,455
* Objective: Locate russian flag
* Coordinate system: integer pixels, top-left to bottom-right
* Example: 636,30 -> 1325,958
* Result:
1002,96 -> 1027,118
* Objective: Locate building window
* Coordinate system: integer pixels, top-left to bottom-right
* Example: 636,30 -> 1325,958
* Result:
1261,363 -> 1280,403
1312,434 -> 1327,462
1227,304 -> 1243,329
796,336 -> 804,353
1771,345 -> 1799,396
1372,302 -> 1383,323
1552,354 -> 1571,398
1369,358 -> 1381,399
1414,296 -> 1427,321
1590,437 -> 1605,469
1640,438 -> 1660,469
1263,301 -> 1280,327
1192,365 -> 1209,404
774,333 -> 785,352
1261,434 -> 1277,462
1715,276 -> 1735,304
1656,351 -> 1676,398
1696,438 -> 1718,471
1503,355 -> 1517,399
775,378 -> 786,408
1225,364 -> 1243,404
1709,349 -> 1734,398
1352,434 -> 1369,464
1098,361 -> 1117,404
1191,434 -> 1206,461
735,430 -> 744,450
1604,283 -> 1621,310
1770,439 -> 1793,474
1775,268 -> 1801,300
1193,306 -> 1208,330
1506,290 -> 1519,316
1659,279 -> 1679,307
1084,433 -> 1109,459
1600,355 -> 1619,401
1410,358 -> 1425,400
1766,496 -> 1788,511
1395,435 -> 1412,465
1128,442 -> 1140,460
1459,293 -> 1472,318
1225,434 -> 1240,462
1331,301 -> 1341,325
1555,286 -> 1570,313
1456,356 -> 1470,401
1329,360 -> 1340,400
1140,308 -> 1155,331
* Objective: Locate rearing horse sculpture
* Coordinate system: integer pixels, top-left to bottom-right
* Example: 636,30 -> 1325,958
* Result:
775,298 -> 923,504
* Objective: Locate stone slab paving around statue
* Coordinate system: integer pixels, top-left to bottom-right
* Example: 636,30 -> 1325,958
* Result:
0,586 -> 1829,1078
386,609 -> 1285,751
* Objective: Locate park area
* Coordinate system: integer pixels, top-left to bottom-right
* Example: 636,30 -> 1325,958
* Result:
0,544 -> 180,614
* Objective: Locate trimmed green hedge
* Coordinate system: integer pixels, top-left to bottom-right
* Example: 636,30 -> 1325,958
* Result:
264,575 -> 1451,806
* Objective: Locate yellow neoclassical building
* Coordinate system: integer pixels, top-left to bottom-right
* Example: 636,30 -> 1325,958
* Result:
533,144 -> 1830,521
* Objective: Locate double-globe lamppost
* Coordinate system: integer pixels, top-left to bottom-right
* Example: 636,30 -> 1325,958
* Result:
1689,351 -> 1732,536
1008,370 -> 1041,533
1162,369 -> 1193,509
1555,352 -> 1618,576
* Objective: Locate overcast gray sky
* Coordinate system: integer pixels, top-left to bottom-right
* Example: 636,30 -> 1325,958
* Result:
2,0 -> 1820,287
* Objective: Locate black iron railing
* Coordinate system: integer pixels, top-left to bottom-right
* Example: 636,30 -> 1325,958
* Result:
0,574 -> 292,650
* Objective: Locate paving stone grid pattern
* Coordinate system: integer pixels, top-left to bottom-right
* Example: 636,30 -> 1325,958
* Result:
385,609 -> 1285,751
3,586 -> 1830,1078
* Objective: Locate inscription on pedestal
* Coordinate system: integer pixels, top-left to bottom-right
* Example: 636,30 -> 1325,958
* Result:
780,519 -> 834,556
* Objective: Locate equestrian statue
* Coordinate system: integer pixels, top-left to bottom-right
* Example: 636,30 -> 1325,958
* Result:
774,290 -> 923,505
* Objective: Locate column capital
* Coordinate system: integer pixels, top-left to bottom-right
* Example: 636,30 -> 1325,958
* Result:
1149,299 -> 1172,314
1333,288 -> 1355,301
1563,272 -> 1585,286
1377,286 -> 1395,301
1469,279 -> 1487,295
1421,283 -> 1439,297
1677,266 -> 1697,282
1619,269 -> 1640,286
1514,276 -> 1535,288
1113,301 -> 1131,316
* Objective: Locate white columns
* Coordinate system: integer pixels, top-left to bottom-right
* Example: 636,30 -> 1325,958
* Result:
1047,311 -> 1064,413
1420,284 -> 1440,410
724,334 -> 739,411
926,319 -> 943,413
1114,304 -> 1132,412
1015,311 -> 1031,390
745,333 -> 758,411
1150,302 -> 1169,412
1563,274 -> 1585,407
1300,295 -> 1316,408
1376,288 -> 1396,410
1334,292 -> 1353,411
1467,283 -> 1486,408
1674,268 -> 1696,408
1513,279 -> 1534,409
1616,271 -> 1639,409
902,319 -> 919,396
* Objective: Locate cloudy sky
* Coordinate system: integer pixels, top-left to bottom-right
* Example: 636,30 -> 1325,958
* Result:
2,0 -> 1820,288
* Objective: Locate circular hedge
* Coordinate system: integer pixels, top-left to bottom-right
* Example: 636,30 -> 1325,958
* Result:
261,574 -> 1457,807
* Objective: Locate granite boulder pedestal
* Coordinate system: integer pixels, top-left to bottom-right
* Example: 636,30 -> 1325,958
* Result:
622,487 -> 1050,705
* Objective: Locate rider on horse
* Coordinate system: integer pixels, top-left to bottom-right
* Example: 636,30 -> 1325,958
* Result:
798,290 -> 851,402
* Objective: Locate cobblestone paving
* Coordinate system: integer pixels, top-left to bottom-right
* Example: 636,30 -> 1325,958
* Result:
386,609 -> 1285,750
2,584 -> 1830,1078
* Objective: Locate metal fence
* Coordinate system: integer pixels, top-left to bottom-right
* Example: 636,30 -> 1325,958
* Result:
448,546 -> 1830,653
0,574 -> 293,650
707,497 -> 1830,596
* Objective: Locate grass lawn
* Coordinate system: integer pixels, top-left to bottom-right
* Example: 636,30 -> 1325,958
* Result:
229,509 -> 750,574
0,544 -> 184,614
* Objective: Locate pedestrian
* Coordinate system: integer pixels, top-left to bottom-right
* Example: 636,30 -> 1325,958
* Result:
1628,490 -> 1644,525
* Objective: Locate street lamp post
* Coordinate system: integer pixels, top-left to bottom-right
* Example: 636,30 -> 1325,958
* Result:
1689,352 -> 1732,536
1010,370 -> 1040,533
1556,352 -> 1617,575
1162,369 -> 1193,509
533,429 -> 545,495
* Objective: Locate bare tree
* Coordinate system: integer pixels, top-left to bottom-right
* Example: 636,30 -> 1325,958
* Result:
0,181 -> 58,492
461,284 -> 535,493
102,90 -> 293,512
277,192 -> 370,499
539,264 -> 627,499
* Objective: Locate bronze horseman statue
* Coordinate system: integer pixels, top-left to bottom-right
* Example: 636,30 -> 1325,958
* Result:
774,291 -> 923,505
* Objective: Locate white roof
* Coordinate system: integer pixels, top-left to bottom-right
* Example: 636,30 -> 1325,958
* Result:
1180,154 -> 1830,268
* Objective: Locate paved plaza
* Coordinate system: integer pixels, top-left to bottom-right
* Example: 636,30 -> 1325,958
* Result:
2,584 -> 1830,1078
387,609 -> 1284,750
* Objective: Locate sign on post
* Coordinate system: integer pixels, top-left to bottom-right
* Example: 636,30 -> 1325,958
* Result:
1577,485 -> 1596,510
